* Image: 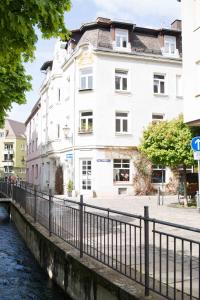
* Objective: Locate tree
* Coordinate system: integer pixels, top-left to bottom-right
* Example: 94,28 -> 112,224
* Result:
0,0 -> 71,126
139,115 -> 196,199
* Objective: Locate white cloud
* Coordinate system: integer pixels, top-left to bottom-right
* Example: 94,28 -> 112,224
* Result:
94,0 -> 181,27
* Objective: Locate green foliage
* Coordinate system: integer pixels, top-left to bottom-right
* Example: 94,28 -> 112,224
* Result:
139,115 -> 195,168
67,179 -> 73,193
0,0 -> 71,126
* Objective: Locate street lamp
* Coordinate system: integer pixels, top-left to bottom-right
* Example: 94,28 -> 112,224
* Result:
62,124 -> 71,139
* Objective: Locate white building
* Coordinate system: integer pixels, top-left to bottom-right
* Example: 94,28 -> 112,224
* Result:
178,0 -> 200,125
26,17 -> 183,196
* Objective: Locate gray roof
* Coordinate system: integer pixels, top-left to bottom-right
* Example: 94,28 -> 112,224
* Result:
70,18 -> 182,57
6,119 -> 26,139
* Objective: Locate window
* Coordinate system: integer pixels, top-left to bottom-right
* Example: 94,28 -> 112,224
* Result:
4,166 -> 13,173
115,70 -> 128,91
80,112 -> 93,133
115,112 -> 128,133
32,141 -> 34,152
113,159 -> 130,182
4,143 -> 13,150
57,124 -> 60,138
163,35 -> 176,55
36,138 -> 38,150
21,144 -> 25,150
81,160 -> 92,190
115,29 -> 129,49
154,74 -> 166,94
152,165 -> 166,183
35,164 -> 38,179
152,113 -> 164,124
57,88 -> 61,102
176,75 -> 183,98
80,68 -> 93,90
0,132 -> 4,138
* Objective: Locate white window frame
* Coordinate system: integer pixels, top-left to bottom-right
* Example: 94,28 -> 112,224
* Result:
115,112 -> 129,134
113,159 -> 130,183
163,35 -> 177,56
153,74 -> 166,95
115,29 -> 129,50
81,159 -> 92,190
79,67 -> 93,90
115,69 -> 129,92
79,111 -> 93,133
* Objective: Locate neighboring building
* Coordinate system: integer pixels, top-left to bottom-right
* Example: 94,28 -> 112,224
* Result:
26,17 -> 183,196
0,119 -> 26,180
178,0 -> 200,125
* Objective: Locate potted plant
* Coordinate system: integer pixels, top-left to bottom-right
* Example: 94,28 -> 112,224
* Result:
67,179 -> 73,197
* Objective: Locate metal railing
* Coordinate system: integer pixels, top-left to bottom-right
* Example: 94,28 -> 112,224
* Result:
0,180 -> 199,300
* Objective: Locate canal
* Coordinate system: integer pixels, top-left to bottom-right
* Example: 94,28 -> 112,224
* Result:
0,204 -> 71,300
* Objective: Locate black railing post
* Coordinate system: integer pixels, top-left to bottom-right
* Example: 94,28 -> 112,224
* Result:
34,185 -> 37,222
144,206 -> 150,297
49,189 -> 52,236
6,181 -> 8,196
24,183 -> 27,214
79,195 -> 84,258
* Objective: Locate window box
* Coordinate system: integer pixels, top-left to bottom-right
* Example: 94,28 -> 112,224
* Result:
78,88 -> 93,92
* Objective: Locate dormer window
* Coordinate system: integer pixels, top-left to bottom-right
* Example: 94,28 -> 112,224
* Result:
163,35 -> 178,57
115,29 -> 130,50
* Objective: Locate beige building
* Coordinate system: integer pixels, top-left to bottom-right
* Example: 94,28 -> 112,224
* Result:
0,119 -> 26,180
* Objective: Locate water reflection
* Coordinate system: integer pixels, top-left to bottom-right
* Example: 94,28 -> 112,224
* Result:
0,205 -> 71,300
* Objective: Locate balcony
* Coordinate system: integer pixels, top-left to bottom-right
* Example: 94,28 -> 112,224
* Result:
2,160 -> 14,167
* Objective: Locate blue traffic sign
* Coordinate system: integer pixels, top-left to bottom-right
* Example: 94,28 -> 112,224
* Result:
191,137 -> 200,151
66,153 -> 73,159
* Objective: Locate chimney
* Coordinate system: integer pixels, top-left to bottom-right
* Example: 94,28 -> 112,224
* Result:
96,17 -> 111,25
171,20 -> 182,31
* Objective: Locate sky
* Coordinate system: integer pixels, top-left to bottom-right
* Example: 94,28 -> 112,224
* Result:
8,0 -> 181,123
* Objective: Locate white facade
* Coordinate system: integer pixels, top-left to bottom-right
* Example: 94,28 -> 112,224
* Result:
26,18 -> 183,196
180,0 -> 200,125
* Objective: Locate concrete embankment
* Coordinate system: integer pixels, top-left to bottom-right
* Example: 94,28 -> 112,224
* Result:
10,201 -> 164,300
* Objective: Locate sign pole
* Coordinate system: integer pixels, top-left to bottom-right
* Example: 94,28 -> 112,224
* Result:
191,137 -> 200,211
198,160 -> 200,211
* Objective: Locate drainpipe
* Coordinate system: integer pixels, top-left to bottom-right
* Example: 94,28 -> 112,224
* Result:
72,57 -> 76,193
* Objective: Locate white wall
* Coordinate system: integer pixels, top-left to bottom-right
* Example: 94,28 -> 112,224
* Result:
181,0 -> 200,123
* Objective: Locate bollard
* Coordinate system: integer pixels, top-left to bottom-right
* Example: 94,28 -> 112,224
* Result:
157,187 -> 161,205
144,206 -> 150,297
196,192 -> 200,213
79,195 -> 84,258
